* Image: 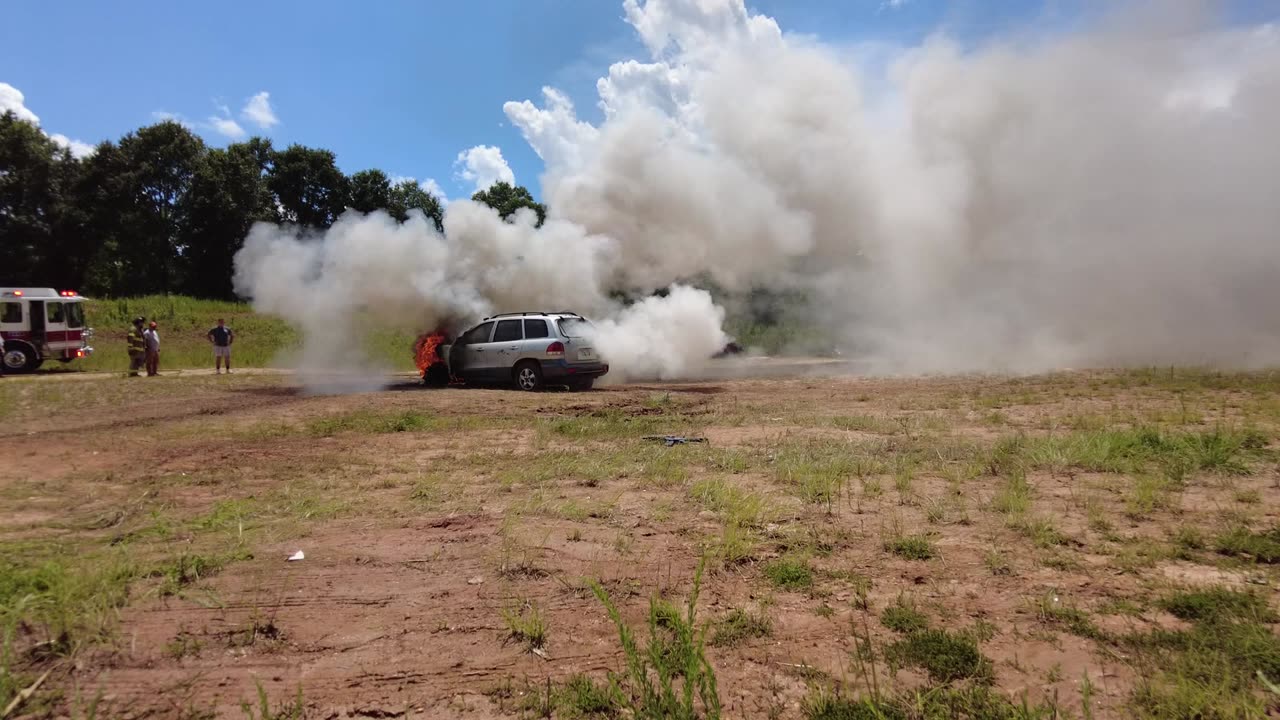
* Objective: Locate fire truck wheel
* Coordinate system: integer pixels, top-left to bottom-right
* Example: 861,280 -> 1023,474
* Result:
513,361 -> 543,392
2,342 -> 37,374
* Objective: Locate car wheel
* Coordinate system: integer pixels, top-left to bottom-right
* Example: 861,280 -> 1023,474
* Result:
3,344 -> 36,374
514,361 -> 543,391
568,378 -> 594,392
422,363 -> 450,388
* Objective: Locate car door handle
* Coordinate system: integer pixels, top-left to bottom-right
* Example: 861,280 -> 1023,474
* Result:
508,345 -> 520,350
474,348 -> 484,352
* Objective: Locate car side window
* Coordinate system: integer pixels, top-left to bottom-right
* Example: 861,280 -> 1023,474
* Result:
1,303 -> 20,324
493,319 -> 523,343
524,319 -> 549,339
46,302 -> 64,324
461,322 -> 494,345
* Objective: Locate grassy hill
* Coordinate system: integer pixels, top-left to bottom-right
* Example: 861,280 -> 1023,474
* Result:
71,296 -> 418,373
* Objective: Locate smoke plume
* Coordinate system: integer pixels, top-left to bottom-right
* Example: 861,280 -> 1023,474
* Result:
235,0 -> 1280,383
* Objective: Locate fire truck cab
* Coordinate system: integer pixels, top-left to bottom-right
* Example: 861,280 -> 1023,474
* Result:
1,288 -> 95,373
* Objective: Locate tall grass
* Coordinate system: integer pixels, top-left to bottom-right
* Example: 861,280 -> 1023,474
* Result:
65,296 -> 417,372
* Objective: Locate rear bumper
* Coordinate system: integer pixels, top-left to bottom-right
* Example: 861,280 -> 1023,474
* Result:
540,360 -> 609,380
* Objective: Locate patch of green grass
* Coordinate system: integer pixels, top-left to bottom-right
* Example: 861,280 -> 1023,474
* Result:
883,535 -> 936,561
880,595 -> 930,635
501,602 -> 548,652
765,557 -> 814,592
707,522 -> 757,568
1159,587 -> 1276,624
554,674 -> 621,719
1005,426 -> 1267,479
239,680 -> 306,720
306,409 -> 436,436
710,608 -> 772,647
150,550 -> 252,597
774,441 -> 883,509
1127,620 -> 1280,718
690,479 -> 769,528
591,559 -> 720,720
885,628 -> 994,684
991,472 -> 1032,516
803,691 -> 905,720
1214,524 -> 1280,563
1011,516 -> 1070,548
984,550 -> 1013,576
1036,593 -> 1103,640
545,408 -> 692,441
828,415 -> 895,434
0,550 -> 136,654
1125,475 -> 1175,519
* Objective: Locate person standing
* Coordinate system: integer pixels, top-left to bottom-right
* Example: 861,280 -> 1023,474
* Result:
207,318 -> 234,374
143,321 -> 160,376
127,317 -> 146,377
0,331 -> 6,378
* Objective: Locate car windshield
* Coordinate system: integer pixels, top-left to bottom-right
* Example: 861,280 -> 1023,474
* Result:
66,302 -> 85,329
557,318 -> 594,338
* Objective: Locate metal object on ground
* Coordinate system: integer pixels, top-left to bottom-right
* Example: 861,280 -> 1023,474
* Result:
644,435 -> 709,447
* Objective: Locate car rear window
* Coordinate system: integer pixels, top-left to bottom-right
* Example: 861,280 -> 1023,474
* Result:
524,319 -> 549,339
557,318 -> 594,338
493,319 -> 523,342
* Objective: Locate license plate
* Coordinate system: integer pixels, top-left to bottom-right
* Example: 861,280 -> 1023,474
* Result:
577,348 -> 596,360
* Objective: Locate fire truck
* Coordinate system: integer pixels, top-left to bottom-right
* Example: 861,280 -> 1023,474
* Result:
1,288 -> 95,373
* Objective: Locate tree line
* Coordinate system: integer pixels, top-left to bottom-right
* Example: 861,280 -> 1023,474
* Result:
0,111 -> 547,299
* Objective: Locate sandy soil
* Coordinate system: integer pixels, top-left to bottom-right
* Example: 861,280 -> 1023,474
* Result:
1,367 -> 1277,719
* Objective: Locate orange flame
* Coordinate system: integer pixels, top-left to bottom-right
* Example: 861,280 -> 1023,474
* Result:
414,331 -> 447,375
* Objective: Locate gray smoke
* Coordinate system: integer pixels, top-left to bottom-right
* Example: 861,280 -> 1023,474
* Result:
509,0 -> 1280,372
235,0 -> 1280,384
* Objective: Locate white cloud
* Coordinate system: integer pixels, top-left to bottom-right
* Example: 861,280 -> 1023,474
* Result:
391,175 -> 450,202
49,133 -> 95,158
208,115 -> 246,139
454,145 -> 515,192
242,91 -> 279,129
0,82 -> 40,123
504,87 -> 599,170
2,82 -> 95,157
420,178 -> 449,201
152,110 -> 193,128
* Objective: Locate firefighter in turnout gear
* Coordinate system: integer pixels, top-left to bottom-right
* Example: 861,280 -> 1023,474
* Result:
127,317 -> 146,376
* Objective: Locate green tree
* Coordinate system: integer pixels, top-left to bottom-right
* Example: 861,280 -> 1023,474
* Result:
268,144 -> 350,228
181,140 -> 276,298
0,111 -> 68,284
349,168 -> 392,214
388,179 -> 444,231
472,181 -> 546,226
83,121 -> 206,295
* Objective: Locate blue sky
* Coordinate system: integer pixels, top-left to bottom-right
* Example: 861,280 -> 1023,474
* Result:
1,0 -> 1272,199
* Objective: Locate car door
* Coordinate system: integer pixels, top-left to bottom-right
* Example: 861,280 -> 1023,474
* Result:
490,319 -> 524,372
522,318 -> 551,360
452,321 -> 495,382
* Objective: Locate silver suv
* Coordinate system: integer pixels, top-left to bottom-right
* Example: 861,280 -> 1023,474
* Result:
438,312 -> 609,391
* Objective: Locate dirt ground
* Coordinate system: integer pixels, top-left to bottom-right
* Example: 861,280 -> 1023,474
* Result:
1,367 -> 1278,719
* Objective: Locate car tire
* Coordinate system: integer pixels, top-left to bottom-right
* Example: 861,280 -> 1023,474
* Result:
568,378 -> 594,392
422,363 -> 450,388
513,361 -> 543,392
3,343 -> 37,374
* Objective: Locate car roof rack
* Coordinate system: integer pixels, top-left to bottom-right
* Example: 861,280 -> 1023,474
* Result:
483,310 -> 584,321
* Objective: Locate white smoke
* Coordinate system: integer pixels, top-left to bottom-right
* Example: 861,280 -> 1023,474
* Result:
235,0 -> 1280,385
233,201 -> 722,385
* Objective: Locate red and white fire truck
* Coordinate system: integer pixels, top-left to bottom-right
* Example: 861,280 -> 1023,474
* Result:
1,288 -> 95,373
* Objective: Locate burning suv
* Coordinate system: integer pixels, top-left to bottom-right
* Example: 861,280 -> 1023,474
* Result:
415,311 -> 609,391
